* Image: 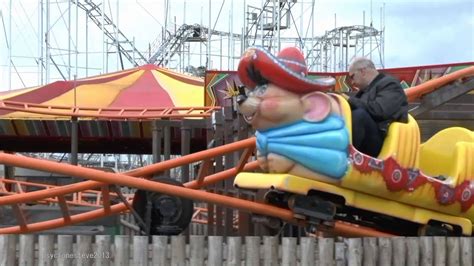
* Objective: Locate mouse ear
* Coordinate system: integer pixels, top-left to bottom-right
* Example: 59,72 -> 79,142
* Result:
301,92 -> 331,122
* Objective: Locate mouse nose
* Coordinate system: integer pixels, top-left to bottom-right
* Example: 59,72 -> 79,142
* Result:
236,85 -> 248,105
236,94 -> 248,105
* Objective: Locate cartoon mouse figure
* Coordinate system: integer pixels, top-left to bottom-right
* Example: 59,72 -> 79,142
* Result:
237,47 -> 350,183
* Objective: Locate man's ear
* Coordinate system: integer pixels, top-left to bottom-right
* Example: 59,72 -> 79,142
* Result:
301,92 -> 331,122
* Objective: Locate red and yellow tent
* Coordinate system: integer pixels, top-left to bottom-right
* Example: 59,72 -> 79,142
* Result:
0,65 -> 209,153
0,64 -> 205,118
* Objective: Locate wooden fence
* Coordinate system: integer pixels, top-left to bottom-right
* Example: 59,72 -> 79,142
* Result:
0,234 -> 472,266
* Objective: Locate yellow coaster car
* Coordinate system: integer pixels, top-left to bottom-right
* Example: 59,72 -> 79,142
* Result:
235,95 -> 474,236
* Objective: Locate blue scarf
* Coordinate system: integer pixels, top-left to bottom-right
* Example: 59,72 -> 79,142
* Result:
256,115 -> 350,179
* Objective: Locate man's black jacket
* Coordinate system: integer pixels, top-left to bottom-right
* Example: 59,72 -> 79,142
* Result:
348,73 -> 408,134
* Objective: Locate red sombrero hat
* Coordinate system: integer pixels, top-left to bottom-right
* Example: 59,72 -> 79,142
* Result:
237,47 -> 335,93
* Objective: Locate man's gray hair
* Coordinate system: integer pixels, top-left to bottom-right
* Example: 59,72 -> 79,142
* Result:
349,57 -> 376,71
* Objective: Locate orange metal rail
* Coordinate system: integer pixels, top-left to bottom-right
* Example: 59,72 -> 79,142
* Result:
0,137 -> 259,233
0,179 -> 231,227
0,137 -> 257,206
0,141 -> 392,237
0,178 -> 132,207
0,100 -> 220,119
405,65 -> 474,101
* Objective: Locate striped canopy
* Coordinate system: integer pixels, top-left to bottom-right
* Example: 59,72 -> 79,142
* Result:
0,65 -> 208,154
0,64 -> 205,119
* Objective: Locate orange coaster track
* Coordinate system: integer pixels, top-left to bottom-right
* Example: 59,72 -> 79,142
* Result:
0,177 -> 133,207
0,139 -> 391,237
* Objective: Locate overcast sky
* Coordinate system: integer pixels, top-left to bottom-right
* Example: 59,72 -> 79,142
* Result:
0,0 -> 473,90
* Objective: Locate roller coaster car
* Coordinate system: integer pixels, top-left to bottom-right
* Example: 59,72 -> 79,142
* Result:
234,95 -> 474,236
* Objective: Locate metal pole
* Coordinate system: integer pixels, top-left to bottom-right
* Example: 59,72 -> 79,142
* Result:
243,0 -> 246,50
300,1 -> 303,49
102,0 -> 105,73
164,0 -> 168,34
207,0 -> 211,68
68,0 -> 71,79
71,74 -> 78,168
370,0 -> 373,60
345,30 -> 349,70
86,8 -> 89,77
45,0 -> 50,84
75,0 -> 78,77
261,0 -> 265,47
311,0 -> 315,64
381,3 -> 385,68
228,9 -> 231,70
71,74 -> 78,167
180,121 -> 191,183
363,11 -> 365,57
200,5 -> 203,66
277,0 -> 281,51
39,0 -> 44,86
334,13 -> 337,72
152,120 -> 162,164
71,116 -> 78,166
116,0 -> 120,70
339,30 -> 343,72
8,0 -> 12,90
220,35 -> 223,70
163,124 -> 171,177
230,0 -> 234,70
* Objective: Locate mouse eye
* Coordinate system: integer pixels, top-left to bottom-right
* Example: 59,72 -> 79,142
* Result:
252,84 -> 267,97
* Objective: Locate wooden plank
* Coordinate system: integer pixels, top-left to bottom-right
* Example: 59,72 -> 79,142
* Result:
170,235 -> 186,266
245,236 -> 261,266
420,236 -> 434,265
77,235 -> 93,266
318,238 -> 334,266
0,234 -> 17,266
95,235 -> 112,266
196,159 -> 212,184
347,238 -> 362,266
377,238 -> 392,266
433,236 -> 447,266
282,237 -> 297,266
114,235 -> 130,266
152,236 -> 168,266
406,237 -> 420,266
446,237 -> 460,266
227,237 -> 242,266
57,195 -> 71,222
392,237 -> 406,266
460,237 -> 473,266
38,235 -> 55,266
189,235 -> 205,266
363,238 -> 378,266
263,236 -> 279,266
300,237 -> 315,266
101,185 -> 111,212
19,234 -> 35,266
334,242 -> 346,266
208,236 -> 223,266
12,204 -> 27,230
132,236 -> 149,266
57,235 -> 73,266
